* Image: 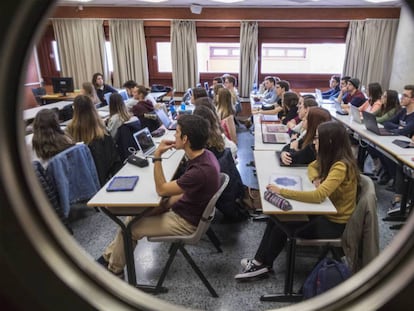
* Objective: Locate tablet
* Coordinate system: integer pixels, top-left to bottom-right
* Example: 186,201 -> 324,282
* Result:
106,176 -> 139,192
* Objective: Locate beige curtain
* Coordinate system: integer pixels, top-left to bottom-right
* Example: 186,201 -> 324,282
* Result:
109,19 -> 149,88
239,21 -> 258,98
343,19 -> 399,90
171,20 -> 198,92
52,19 -> 108,89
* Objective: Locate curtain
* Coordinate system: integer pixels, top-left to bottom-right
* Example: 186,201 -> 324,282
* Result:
52,19 -> 108,89
109,19 -> 149,88
239,21 -> 258,98
343,19 -> 399,90
171,20 -> 198,92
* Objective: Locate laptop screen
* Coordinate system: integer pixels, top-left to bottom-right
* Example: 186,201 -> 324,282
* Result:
104,92 -> 111,105
133,128 -> 156,155
118,89 -> 129,101
155,109 -> 172,127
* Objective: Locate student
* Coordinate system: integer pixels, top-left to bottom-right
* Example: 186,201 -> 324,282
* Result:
279,107 -> 331,166
122,80 -> 137,98
131,85 -> 160,132
97,115 -> 221,278
373,89 -> 401,124
341,78 -> 366,110
31,109 -> 74,164
358,82 -> 383,113
190,87 -> 208,104
321,75 -> 340,99
252,81 -> 291,117
66,95 -> 122,186
106,93 -> 139,138
92,72 -> 117,106
223,75 -> 241,114
216,88 -> 237,143
235,121 -> 359,280
259,76 -> 278,105
80,82 -> 101,107
288,96 -> 318,136
335,75 -> 351,103
278,91 -> 299,125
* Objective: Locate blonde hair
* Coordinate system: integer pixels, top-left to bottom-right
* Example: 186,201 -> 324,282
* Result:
66,95 -> 106,144
216,88 -> 235,120
81,82 -> 100,105
109,93 -> 131,122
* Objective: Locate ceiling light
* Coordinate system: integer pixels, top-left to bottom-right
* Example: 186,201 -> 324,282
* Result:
210,0 -> 245,3
364,0 -> 393,3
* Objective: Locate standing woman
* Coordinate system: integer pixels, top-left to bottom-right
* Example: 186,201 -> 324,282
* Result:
235,121 -> 359,280
31,109 -> 74,163
66,95 -> 122,186
92,72 -> 117,106
106,93 -> 139,138
80,81 -> 101,107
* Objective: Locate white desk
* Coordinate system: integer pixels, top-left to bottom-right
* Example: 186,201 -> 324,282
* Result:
253,115 -> 286,152
23,100 -> 73,121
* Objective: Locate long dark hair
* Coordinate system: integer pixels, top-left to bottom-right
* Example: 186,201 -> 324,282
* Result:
32,109 -> 74,160
301,107 -> 331,148
109,93 -> 130,122
193,105 -> 225,152
381,90 -> 400,115
316,121 -> 359,183
368,82 -> 383,105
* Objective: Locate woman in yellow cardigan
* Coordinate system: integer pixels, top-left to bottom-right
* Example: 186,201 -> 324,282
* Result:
235,121 -> 359,280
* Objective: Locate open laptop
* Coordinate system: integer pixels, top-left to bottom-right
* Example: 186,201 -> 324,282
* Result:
104,92 -> 112,105
362,111 -> 397,136
350,105 -> 363,123
315,88 -> 335,105
261,124 -> 290,144
133,127 -> 176,159
155,108 -> 177,130
118,89 -> 129,101
334,100 -> 349,115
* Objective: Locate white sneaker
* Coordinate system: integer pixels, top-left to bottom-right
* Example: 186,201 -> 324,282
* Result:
235,260 -> 269,280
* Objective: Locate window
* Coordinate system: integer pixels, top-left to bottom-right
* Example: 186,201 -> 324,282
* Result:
105,41 -> 113,72
52,40 -> 61,72
155,42 -> 240,73
261,43 -> 346,74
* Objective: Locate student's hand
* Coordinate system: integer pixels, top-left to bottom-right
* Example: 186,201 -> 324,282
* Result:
290,132 -> 298,140
154,139 -> 175,157
312,178 -> 321,188
287,119 -> 297,129
266,184 -> 280,194
280,151 -> 292,165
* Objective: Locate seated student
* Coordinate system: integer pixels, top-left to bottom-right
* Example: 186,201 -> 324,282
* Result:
251,81 -> 291,118
340,78 -> 366,112
216,88 -> 237,144
287,95 -> 318,134
278,91 -> 299,125
97,115 -> 221,278
122,80 -> 138,111
131,85 -> 160,132
106,93 -> 139,138
223,75 -> 241,114
358,82 -> 383,113
92,72 -> 117,106
235,121 -> 359,280
208,76 -> 223,99
80,82 -> 101,107
66,95 -> 122,186
31,109 -> 75,164
191,87 -> 208,105
373,89 -> 401,124
212,83 -> 224,106
193,105 -> 246,222
335,75 -> 351,103
279,107 -> 331,166
321,75 -> 341,100
257,76 -> 278,106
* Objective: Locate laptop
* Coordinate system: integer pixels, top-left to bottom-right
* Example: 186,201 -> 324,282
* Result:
350,105 -> 363,123
335,100 -> 348,115
132,127 -> 176,159
118,89 -> 129,101
315,88 -> 335,105
261,124 -> 290,144
104,92 -> 112,105
155,108 -> 177,130
362,111 -> 397,136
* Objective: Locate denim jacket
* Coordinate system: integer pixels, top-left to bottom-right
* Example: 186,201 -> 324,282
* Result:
46,144 -> 100,217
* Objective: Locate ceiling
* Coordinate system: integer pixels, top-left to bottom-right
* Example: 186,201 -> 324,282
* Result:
58,0 -> 403,8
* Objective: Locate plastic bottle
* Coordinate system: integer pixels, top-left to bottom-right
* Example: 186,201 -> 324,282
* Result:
181,102 -> 186,111
170,104 -> 177,119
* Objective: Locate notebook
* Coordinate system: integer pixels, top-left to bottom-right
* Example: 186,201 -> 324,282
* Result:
260,114 -> 279,123
155,108 -> 177,130
362,111 -> 397,136
334,100 -> 348,115
132,127 -> 176,159
269,174 -> 303,191
262,132 -> 290,144
350,105 -> 363,124
265,124 -> 288,133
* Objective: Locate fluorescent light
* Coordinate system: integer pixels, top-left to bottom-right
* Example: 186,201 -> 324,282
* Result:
211,0 -> 245,3
364,0 -> 393,3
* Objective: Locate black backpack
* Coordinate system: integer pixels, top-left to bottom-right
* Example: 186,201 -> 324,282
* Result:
302,257 -> 351,299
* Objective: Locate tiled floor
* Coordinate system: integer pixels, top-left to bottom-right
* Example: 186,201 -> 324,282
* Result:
70,124 -> 402,311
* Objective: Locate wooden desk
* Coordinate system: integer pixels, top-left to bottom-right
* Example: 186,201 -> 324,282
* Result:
253,150 -> 336,301
87,143 -> 184,288
41,92 -> 79,104
23,100 -> 73,121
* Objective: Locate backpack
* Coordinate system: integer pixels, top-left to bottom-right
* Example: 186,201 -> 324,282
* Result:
302,257 -> 351,299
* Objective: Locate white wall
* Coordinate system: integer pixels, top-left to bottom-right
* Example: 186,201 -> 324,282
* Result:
389,3 -> 414,91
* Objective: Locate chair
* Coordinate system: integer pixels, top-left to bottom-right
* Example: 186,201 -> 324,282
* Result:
261,174 -> 379,302
114,120 -> 142,162
148,173 -> 229,297
31,87 -> 46,105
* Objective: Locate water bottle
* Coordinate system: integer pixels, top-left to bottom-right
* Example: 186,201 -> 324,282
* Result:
252,83 -> 257,95
170,104 -> 177,119
181,102 -> 186,111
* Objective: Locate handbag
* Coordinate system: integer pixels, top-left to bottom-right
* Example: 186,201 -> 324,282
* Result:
241,186 -> 262,211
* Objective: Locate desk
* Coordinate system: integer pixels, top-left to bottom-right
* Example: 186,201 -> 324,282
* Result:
253,150 -> 337,302
87,144 -> 184,289
23,100 -> 73,121
253,115 -> 286,151
149,91 -> 167,102
41,92 -> 79,102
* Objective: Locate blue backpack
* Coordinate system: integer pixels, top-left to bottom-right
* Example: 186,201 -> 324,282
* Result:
302,257 -> 351,299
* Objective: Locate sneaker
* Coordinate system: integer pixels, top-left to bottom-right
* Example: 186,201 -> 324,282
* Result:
387,202 -> 401,216
240,258 -> 273,271
235,260 -> 269,280
96,256 -> 125,279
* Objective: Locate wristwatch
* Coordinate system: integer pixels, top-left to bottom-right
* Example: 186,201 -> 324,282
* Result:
152,157 -> 162,163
